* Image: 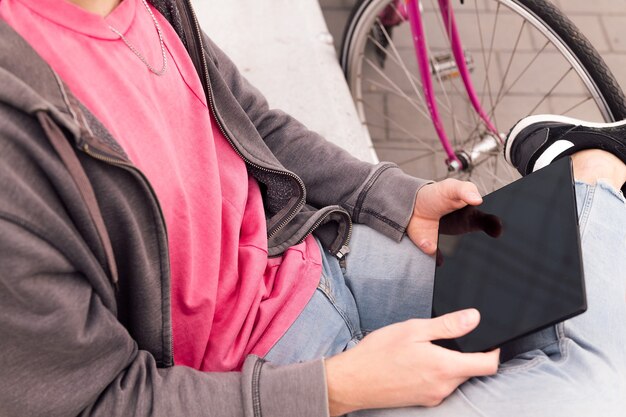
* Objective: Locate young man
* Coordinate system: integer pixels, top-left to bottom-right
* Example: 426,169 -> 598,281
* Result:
0,0 -> 624,416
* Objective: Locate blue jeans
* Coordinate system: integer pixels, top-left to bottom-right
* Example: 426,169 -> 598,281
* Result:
265,182 -> 626,416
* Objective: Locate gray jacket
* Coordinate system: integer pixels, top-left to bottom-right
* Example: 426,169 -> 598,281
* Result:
0,0 -> 429,416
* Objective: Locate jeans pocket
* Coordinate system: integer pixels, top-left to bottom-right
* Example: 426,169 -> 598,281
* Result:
499,321 -> 568,374
498,334 -> 568,375
498,350 -> 549,374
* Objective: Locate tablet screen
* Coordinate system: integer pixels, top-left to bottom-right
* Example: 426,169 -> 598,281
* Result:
432,157 -> 586,353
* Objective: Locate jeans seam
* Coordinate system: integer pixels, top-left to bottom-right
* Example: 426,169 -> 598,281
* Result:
456,387 -> 489,417
556,322 -> 571,364
317,275 -> 332,301
316,272 -> 362,341
576,182 -> 595,239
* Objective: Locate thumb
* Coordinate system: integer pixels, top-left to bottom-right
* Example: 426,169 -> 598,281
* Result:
422,309 -> 481,341
441,180 -> 483,207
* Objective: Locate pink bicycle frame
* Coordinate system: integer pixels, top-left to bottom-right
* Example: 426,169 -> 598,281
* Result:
403,0 -> 499,169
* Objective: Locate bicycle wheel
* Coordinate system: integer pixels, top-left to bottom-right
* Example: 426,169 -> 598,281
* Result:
341,0 -> 626,194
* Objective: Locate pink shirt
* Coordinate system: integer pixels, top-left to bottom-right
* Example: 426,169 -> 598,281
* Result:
1,0 -> 321,371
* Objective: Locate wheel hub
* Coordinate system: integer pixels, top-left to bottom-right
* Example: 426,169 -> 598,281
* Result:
448,132 -> 504,172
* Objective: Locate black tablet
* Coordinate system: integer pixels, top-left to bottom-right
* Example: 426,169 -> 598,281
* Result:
431,157 -> 586,353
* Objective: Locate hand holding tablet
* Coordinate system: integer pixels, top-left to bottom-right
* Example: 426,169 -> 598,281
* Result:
432,157 -> 586,353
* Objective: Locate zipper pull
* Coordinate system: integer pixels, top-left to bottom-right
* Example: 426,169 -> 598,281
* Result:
336,245 -> 350,259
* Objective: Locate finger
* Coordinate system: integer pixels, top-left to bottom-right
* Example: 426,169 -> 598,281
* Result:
447,348 -> 501,378
418,239 -> 437,255
441,180 -> 482,206
417,309 -> 481,341
415,234 -> 438,255
408,223 -> 439,255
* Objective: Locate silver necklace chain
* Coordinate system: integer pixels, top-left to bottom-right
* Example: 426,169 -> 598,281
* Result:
108,0 -> 167,76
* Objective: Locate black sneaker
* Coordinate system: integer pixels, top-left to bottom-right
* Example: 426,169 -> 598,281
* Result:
504,114 -> 626,177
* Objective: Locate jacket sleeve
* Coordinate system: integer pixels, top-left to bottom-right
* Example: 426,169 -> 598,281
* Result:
0,217 -> 328,417
201,33 -> 432,241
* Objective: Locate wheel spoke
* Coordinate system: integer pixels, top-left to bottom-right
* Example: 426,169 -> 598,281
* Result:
501,159 -> 521,180
527,67 -> 573,115
489,41 -> 550,115
397,151 -> 440,167
363,37 -> 478,129
425,0 -> 474,145
478,1 -> 501,114
494,20 -> 527,104
457,2 -> 505,174
361,71 -> 430,117
361,73 -> 477,131
361,99 -> 440,151
490,19 -> 528,131
467,3 -> 521,144
484,40 -> 550,119
560,96 -> 593,116
374,19 -> 426,107
478,163 -> 514,187
373,143 -> 439,151
373,7 -> 478,135
343,0 -> 616,195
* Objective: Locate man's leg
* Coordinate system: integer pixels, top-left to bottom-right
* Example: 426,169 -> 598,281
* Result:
341,224 -> 436,333
267,146 -> 626,415
268,178 -> 625,415
351,152 -> 626,416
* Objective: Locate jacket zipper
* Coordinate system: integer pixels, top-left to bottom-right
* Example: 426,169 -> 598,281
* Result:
181,0 -> 308,239
81,144 -> 166,221
82,1 -> 351,367
182,0 -> 352,254
81,143 -> 169,246
81,142 -> 174,365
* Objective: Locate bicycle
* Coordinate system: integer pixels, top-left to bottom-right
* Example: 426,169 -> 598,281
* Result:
340,0 -> 626,194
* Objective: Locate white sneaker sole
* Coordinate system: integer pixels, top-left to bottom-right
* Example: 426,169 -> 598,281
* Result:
504,114 -> 626,165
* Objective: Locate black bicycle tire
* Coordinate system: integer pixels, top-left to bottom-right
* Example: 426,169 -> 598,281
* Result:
340,0 -> 626,122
